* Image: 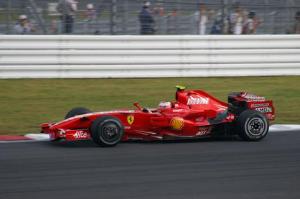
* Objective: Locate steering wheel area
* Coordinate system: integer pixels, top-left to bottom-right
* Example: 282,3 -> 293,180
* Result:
133,102 -> 152,113
142,108 -> 152,113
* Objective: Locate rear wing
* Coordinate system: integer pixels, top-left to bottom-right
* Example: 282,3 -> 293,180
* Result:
228,92 -> 275,120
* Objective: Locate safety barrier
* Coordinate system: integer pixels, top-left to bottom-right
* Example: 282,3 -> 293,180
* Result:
0,35 -> 300,78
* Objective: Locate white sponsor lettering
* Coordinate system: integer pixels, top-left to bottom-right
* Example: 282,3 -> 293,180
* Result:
187,96 -> 209,105
255,107 -> 272,113
172,109 -> 186,113
73,131 -> 88,139
196,127 -> 211,136
251,103 -> 270,108
241,93 -> 265,101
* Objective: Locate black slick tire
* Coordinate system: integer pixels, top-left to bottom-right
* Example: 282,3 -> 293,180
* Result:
65,107 -> 92,119
91,116 -> 124,147
236,110 -> 269,141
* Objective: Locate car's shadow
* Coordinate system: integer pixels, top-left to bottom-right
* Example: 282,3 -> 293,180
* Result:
46,135 -> 241,148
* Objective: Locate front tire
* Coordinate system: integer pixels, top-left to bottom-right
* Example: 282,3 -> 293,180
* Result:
91,116 -> 124,147
65,107 -> 92,119
236,110 -> 269,141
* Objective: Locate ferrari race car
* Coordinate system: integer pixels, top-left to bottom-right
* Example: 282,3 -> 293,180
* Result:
41,86 -> 275,147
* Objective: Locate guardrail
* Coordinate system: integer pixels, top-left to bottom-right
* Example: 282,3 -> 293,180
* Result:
0,35 -> 300,78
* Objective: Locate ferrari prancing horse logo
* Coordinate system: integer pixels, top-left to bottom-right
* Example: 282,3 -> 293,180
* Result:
127,115 -> 134,125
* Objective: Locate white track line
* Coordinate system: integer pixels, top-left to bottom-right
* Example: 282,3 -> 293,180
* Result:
269,124 -> 300,132
25,133 -> 50,141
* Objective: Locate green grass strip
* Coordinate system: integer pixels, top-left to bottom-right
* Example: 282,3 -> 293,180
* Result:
0,76 -> 299,135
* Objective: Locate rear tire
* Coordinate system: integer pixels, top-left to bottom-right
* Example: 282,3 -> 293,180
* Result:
65,107 -> 92,119
236,110 -> 269,141
91,116 -> 124,147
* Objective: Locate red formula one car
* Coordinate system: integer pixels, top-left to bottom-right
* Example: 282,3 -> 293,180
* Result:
41,86 -> 275,147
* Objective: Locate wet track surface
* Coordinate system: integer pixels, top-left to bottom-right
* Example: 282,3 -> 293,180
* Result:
1,131 -> 300,199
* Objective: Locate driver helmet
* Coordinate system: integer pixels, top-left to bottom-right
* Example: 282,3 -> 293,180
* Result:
159,101 -> 171,109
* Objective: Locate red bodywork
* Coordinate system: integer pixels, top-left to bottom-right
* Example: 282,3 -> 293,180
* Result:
41,89 -> 275,142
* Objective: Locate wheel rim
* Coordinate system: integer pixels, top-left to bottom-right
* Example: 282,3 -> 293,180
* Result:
246,117 -> 265,136
100,122 -> 121,144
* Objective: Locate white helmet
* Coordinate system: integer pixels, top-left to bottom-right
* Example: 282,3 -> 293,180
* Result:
159,101 -> 171,109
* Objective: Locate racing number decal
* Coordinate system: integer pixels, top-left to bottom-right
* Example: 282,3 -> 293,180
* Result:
127,115 -> 134,125
170,117 -> 184,130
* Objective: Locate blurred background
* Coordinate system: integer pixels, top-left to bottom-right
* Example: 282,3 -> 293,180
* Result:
0,0 -> 300,35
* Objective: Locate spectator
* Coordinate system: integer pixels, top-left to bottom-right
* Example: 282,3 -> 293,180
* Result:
194,3 -> 208,35
85,3 -> 97,21
139,1 -> 155,35
153,3 -> 165,17
167,9 -> 178,34
14,15 -> 35,34
57,0 -> 78,34
50,19 -> 59,34
153,3 -> 165,34
210,12 -> 223,34
84,3 -> 97,34
223,16 -> 231,34
243,11 -> 261,34
229,3 -> 245,35
293,11 -> 300,34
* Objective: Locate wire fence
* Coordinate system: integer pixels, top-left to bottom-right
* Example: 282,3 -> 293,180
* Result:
0,0 -> 300,35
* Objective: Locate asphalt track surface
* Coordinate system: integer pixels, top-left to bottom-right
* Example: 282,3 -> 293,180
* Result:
1,131 -> 300,199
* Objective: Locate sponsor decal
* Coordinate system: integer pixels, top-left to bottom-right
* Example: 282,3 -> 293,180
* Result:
250,103 -> 270,108
73,131 -> 88,139
172,109 -> 186,113
187,96 -> 209,105
58,129 -> 66,137
196,127 -> 211,136
255,107 -> 272,113
240,92 -> 265,101
226,114 -> 235,120
127,115 -> 134,125
170,117 -> 184,130
216,104 -> 227,111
